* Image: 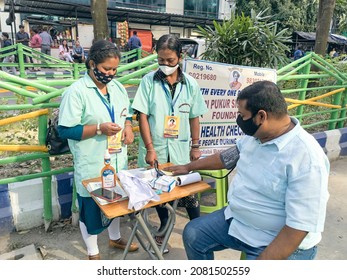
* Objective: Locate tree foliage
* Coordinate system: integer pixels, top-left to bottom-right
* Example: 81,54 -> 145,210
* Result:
235,0 -> 347,35
333,0 -> 347,33
235,0 -> 318,34
197,10 -> 291,68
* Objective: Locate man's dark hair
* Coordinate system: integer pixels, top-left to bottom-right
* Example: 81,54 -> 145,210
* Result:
133,31 -> 137,35
156,34 -> 182,58
85,39 -> 121,69
237,81 -> 287,117
19,25 -> 24,29
2,32 -> 9,39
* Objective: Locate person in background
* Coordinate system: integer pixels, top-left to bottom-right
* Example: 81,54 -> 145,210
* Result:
127,30 -> 142,51
165,80 -> 330,260
329,48 -> 336,58
40,27 -> 54,56
132,34 -> 208,253
110,37 -> 118,48
30,28 -> 42,71
57,39 -> 138,260
1,32 -> 17,75
127,30 -> 142,62
58,39 -> 74,63
15,24 -> 32,64
72,40 -> 85,63
293,45 -> 304,60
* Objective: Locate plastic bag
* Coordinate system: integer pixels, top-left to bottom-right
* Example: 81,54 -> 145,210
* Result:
118,170 -> 160,211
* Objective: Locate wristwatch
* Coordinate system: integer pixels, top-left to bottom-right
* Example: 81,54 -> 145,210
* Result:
96,123 -> 102,135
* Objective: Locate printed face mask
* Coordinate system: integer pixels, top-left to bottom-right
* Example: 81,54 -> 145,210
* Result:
159,64 -> 179,76
93,67 -> 114,84
236,113 -> 261,136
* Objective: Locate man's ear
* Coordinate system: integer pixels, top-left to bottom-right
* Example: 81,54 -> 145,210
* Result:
257,110 -> 267,123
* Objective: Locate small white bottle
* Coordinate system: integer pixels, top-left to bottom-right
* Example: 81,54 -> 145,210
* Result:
101,149 -> 116,189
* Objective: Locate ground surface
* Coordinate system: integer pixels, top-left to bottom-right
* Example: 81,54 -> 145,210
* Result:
0,157 -> 346,260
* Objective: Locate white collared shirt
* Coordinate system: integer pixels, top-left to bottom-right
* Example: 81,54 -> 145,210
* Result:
224,117 -> 330,249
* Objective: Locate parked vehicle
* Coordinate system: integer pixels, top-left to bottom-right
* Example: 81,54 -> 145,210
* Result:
179,38 -> 206,59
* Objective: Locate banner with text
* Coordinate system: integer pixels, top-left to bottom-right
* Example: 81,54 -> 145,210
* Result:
183,59 -> 277,156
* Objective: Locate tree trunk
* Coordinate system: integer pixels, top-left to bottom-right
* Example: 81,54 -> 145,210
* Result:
90,0 -> 109,41
314,0 -> 336,56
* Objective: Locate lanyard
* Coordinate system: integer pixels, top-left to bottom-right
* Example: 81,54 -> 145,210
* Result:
161,80 -> 183,115
95,88 -> 115,123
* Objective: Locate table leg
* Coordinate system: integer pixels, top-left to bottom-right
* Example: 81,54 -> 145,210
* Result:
121,213 -> 140,260
135,211 -> 165,260
142,202 -> 177,256
121,210 -> 164,260
121,201 -> 178,260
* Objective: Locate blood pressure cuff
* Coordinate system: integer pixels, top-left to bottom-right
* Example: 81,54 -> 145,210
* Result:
219,145 -> 240,170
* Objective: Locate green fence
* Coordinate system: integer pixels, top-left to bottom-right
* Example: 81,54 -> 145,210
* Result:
0,43 -> 153,80
0,52 -> 346,230
277,52 -> 346,132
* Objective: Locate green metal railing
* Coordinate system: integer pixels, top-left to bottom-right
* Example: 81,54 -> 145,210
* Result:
277,52 -> 347,130
1,51 -> 346,230
0,43 -> 153,80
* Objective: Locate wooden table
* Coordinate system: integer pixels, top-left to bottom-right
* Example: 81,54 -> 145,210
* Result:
82,170 -> 211,260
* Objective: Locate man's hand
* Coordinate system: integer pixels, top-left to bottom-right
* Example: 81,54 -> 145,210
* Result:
257,225 -> 308,260
163,164 -> 190,175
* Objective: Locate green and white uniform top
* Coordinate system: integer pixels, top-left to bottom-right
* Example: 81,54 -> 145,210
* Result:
132,69 -> 208,167
59,73 -> 132,197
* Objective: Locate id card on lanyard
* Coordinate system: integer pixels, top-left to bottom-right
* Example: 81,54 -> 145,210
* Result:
161,81 -> 182,138
95,89 -> 122,153
164,115 -> 180,138
108,129 -> 123,153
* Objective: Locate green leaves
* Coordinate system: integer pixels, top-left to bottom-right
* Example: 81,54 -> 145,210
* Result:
235,0 -> 318,33
197,10 -> 291,68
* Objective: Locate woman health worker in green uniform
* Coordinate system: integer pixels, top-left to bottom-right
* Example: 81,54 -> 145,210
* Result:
132,34 -> 208,250
58,40 -> 138,260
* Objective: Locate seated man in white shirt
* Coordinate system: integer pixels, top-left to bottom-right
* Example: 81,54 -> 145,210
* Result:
165,80 -> 330,260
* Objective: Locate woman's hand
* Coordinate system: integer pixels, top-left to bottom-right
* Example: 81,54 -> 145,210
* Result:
100,122 -> 122,136
145,150 -> 157,167
190,148 -> 201,161
122,125 -> 134,145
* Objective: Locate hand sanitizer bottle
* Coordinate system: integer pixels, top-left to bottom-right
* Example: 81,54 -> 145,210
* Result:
101,149 -> 116,189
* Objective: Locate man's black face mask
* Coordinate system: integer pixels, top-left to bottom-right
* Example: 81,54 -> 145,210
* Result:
236,112 -> 261,136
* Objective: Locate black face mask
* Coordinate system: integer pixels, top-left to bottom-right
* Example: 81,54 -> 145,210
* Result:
236,113 -> 261,136
93,68 -> 115,84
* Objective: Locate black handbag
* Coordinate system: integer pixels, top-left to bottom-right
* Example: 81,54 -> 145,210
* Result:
45,110 -> 70,155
